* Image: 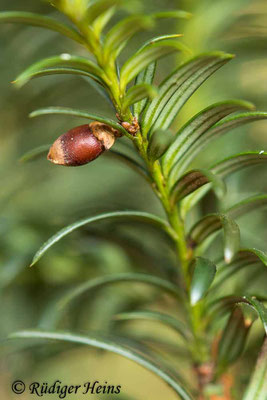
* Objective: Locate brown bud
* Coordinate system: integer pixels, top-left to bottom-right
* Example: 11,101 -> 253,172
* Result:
47,122 -> 116,166
121,117 -> 140,135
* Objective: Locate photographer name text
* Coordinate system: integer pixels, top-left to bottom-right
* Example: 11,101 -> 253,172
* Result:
12,380 -> 122,398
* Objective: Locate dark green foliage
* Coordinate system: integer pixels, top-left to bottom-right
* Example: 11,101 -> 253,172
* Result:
0,1 -> 266,398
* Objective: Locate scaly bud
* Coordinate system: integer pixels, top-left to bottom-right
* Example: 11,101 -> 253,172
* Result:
47,122 -> 116,166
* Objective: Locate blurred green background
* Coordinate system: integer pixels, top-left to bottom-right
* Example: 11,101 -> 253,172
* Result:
0,0 -> 266,399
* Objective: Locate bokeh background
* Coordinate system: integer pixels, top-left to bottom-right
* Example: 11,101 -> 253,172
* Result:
0,0 -> 266,399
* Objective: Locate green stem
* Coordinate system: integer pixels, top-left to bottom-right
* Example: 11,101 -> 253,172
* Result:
139,140 -> 190,284
72,18 -> 126,119
136,135 -> 210,368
